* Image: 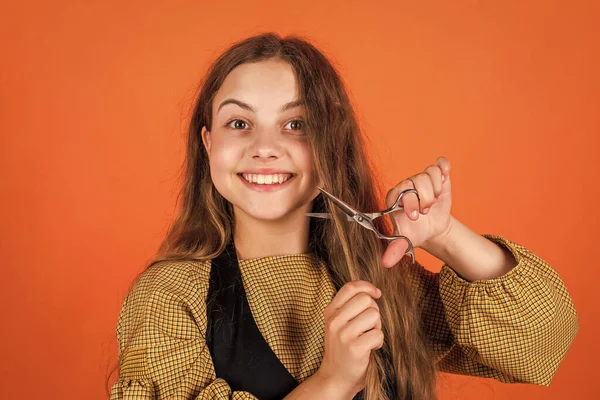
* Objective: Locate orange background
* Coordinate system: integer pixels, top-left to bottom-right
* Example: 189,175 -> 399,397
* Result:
1,0 -> 597,398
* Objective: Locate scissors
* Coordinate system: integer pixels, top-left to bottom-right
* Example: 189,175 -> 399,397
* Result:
306,186 -> 418,264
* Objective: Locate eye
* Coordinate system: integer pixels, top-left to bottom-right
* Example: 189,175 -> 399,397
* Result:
284,119 -> 305,131
227,119 -> 250,130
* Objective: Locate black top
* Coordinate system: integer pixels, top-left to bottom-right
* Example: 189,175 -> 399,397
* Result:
205,241 -> 299,399
205,240 -> 372,399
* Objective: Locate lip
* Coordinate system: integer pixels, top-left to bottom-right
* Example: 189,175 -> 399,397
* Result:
237,172 -> 296,192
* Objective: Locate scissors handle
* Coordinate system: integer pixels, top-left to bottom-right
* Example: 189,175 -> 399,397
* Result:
372,230 -> 415,264
368,188 -> 419,220
363,188 -> 419,264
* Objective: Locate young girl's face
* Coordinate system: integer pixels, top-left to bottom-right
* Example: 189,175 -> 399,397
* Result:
202,59 -> 321,222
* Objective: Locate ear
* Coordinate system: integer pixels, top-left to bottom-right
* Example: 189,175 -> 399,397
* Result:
201,126 -> 212,156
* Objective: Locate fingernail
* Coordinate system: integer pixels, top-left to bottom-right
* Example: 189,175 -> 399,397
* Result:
377,288 -> 382,296
442,174 -> 446,183
411,210 -> 418,219
422,207 -> 430,214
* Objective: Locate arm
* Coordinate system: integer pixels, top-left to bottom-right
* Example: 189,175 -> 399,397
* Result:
407,233 -> 579,386
422,216 -> 517,281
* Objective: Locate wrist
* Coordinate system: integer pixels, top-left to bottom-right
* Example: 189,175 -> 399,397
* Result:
311,369 -> 359,400
421,215 -> 459,258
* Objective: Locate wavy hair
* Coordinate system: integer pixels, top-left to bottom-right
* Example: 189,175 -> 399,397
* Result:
109,33 -> 438,399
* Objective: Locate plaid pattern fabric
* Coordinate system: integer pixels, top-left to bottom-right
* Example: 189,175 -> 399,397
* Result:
407,234 -> 579,386
237,254 -> 336,383
110,235 -> 579,399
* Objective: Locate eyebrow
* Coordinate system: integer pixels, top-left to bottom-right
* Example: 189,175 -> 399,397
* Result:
217,99 -> 304,113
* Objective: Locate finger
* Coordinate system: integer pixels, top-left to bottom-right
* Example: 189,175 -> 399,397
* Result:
335,292 -> 380,325
424,165 -> 443,199
410,173 -> 435,214
381,239 -> 409,268
345,307 -> 382,338
355,328 -> 385,352
328,280 -> 381,311
387,180 -> 419,221
436,156 -> 451,182
404,179 -> 421,220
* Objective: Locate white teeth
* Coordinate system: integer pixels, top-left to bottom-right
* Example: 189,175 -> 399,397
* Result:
242,173 -> 292,184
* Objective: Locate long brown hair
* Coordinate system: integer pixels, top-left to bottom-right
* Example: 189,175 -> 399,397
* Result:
110,33 -> 438,399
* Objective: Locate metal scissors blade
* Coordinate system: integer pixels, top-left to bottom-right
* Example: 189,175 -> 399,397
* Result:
315,186 -> 361,219
306,188 -> 418,221
305,212 -> 379,220
305,212 -> 335,219
313,186 -> 382,237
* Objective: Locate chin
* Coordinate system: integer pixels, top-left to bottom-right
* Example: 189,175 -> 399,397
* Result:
245,209 -> 293,222
232,200 -> 301,221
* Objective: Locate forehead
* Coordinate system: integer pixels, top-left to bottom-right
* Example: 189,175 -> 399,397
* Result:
214,59 -> 299,109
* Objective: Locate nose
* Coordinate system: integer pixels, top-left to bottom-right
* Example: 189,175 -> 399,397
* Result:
249,127 -> 284,160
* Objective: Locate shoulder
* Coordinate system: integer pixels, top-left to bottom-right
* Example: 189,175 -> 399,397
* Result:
136,259 -> 211,292
123,259 -> 212,318
116,259 -> 213,343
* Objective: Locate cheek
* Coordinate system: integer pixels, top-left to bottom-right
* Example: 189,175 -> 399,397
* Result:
209,139 -> 243,173
293,142 -> 315,173
293,145 -> 321,189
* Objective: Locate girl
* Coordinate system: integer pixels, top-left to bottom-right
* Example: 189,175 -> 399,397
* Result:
109,33 -> 578,400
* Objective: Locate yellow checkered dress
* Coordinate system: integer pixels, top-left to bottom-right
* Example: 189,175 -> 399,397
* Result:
110,234 -> 579,399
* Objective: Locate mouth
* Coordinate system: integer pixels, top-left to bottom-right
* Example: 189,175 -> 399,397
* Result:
237,172 -> 297,192
238,172 -> 296,185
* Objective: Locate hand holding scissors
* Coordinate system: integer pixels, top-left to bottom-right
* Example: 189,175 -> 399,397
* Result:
307,157 -> 453,268
306,187 -> 420,263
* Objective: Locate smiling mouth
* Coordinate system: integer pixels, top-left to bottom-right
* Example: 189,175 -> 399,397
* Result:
238,173 -> 295,185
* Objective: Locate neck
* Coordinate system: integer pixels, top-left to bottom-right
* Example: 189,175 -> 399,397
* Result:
233,203 -> 313,260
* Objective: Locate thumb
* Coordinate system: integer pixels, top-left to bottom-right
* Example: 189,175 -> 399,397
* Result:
381,239 -> 409,269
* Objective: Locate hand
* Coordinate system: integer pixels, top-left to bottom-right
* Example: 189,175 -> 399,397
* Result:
317,281 -> 384,398
381,156 -> 453,268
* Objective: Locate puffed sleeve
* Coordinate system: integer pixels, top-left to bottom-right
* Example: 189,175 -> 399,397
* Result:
406,234 -> 579,386
109,261 -> 259,400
